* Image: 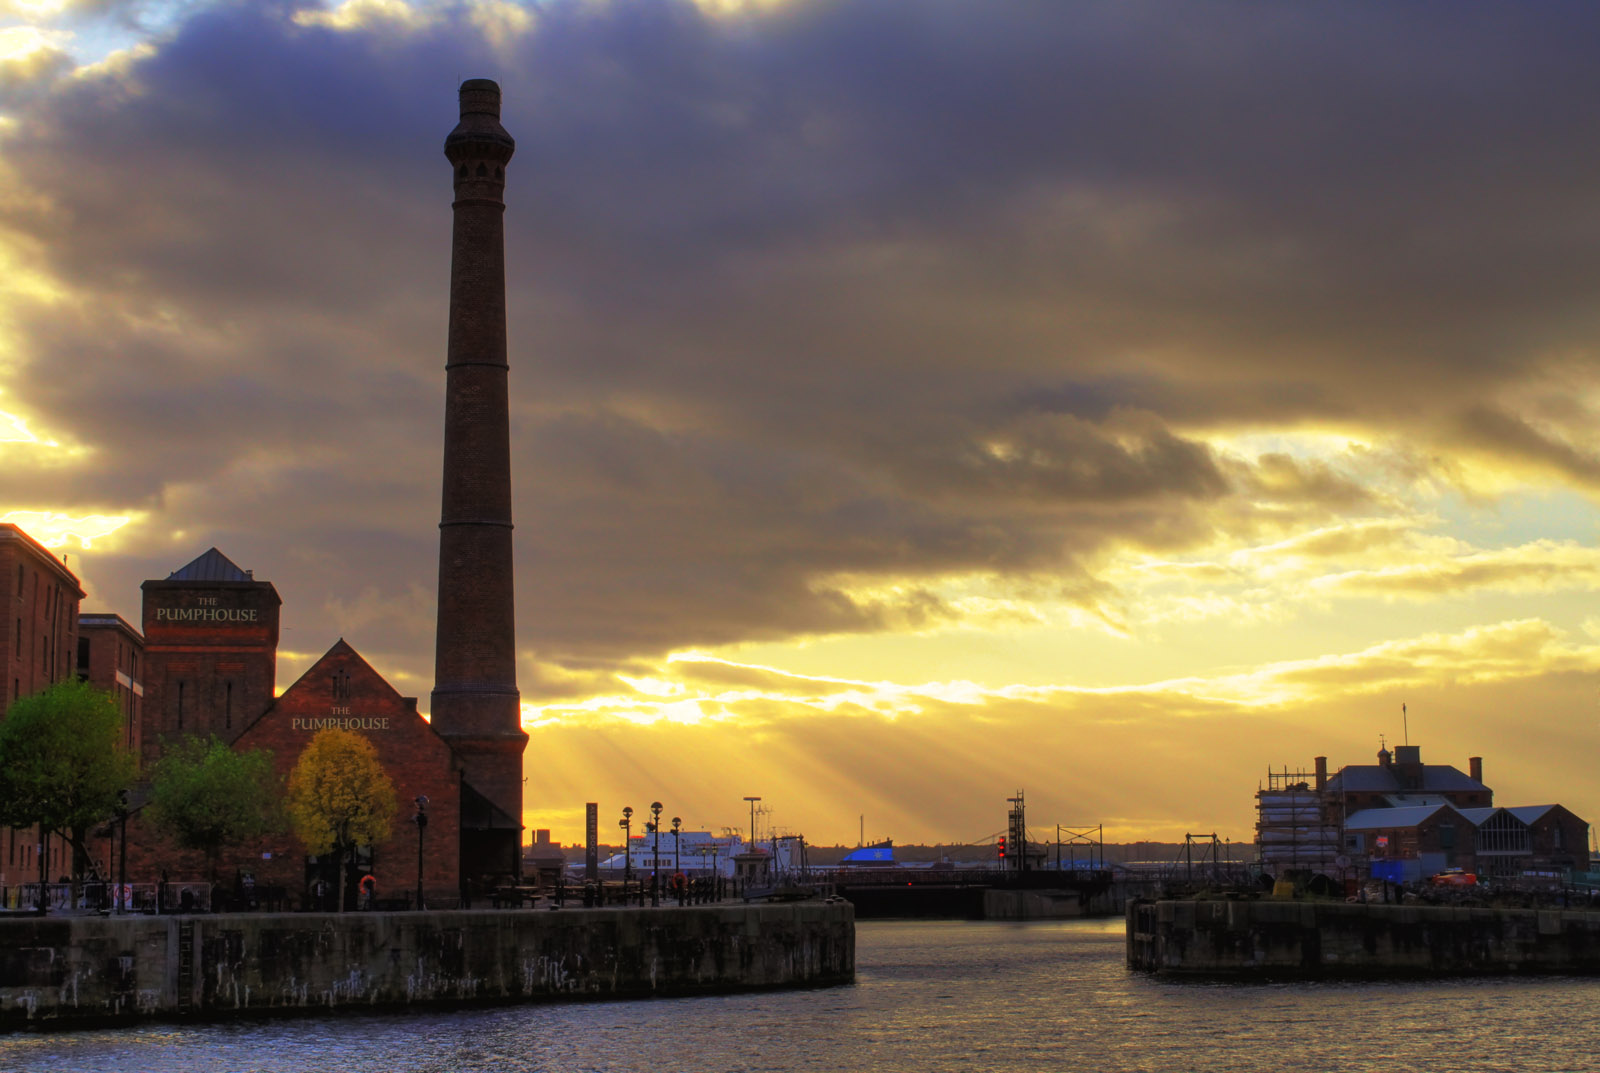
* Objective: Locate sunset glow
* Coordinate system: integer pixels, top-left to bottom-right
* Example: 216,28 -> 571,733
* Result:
4,0 -> 1600,849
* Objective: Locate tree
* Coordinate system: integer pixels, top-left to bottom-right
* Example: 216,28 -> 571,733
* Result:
286,728 -> 396,911
148,735 -> 280,890
0,679 -> 137,898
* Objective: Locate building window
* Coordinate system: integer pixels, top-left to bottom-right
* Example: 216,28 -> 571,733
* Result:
1477,812 -> 1529,855
177,680 -> 185,730
225,681 -> 232,729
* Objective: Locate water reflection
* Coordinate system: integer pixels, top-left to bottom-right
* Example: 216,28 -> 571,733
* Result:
4,918 -> 1599,1072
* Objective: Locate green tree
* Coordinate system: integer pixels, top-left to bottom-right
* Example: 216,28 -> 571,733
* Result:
149,735 -> 280,888
0,679 -> 137,897
286,728 -> 396,912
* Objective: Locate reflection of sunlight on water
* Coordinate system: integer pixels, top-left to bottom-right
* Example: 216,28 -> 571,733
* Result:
2,918 -> 1599,1072
1,510 -> 134,549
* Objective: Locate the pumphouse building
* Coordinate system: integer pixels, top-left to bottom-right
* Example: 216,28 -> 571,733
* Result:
77,80 -> 530,906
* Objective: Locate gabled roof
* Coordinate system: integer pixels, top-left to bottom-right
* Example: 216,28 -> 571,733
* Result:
1327,764 -> 1487,794
1504,804 -> 1559,825
1344,803 -> 1464,830
167,547 -> 252,582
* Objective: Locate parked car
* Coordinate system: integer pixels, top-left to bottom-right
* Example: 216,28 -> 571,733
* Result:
1429,869 -> 1478,887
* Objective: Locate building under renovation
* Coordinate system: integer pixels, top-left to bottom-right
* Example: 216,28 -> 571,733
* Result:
1257,743 -> 1588,885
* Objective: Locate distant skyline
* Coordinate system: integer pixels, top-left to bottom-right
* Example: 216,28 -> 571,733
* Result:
5,1 -> 1600,847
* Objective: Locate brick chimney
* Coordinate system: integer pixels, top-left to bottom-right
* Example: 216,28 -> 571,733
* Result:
1314,756 -> 1327,792
432,79 -> 528,877
1470,756 -> 1483,784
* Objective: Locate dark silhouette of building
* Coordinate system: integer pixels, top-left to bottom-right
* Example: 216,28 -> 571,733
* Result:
1258,742 -> 1588,885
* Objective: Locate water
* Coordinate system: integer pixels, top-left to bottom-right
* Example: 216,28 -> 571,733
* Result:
6,918 -> 1600,1073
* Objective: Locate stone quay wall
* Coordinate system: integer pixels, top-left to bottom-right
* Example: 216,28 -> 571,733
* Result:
0,901 -> 854,1031
1128,897 -> 1600,978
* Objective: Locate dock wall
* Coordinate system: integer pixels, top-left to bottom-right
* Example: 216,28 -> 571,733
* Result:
1128,898 -> 1600,978
982,889 -> 1090,920
0,901 -> 854,1031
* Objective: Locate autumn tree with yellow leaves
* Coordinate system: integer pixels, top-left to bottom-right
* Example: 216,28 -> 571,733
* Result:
286,728 -> 396,912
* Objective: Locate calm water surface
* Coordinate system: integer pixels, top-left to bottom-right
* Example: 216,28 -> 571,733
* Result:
4,918 -> 1599,1073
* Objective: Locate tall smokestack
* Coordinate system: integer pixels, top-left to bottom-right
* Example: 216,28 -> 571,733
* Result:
1314,756 -> 1327,792
433,80 -> 527,865
1470,756 -> 1483,784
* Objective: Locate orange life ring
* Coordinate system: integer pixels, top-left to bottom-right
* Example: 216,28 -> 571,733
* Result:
359,874 -> 376,895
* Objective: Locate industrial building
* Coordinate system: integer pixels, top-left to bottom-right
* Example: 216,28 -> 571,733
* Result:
1257,743 -> 1589,885
0,81 -> 530,909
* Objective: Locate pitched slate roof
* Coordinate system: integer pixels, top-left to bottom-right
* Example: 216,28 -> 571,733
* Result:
167,547 -> 252,582
1344,804 -> 1465,830
1504,804 -> 1559,824
1327,764 -> 1487,794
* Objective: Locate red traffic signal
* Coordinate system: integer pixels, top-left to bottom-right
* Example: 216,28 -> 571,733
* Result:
997,836 -> 1007,859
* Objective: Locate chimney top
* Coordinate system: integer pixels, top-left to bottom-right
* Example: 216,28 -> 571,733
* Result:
459,79 -> 501,118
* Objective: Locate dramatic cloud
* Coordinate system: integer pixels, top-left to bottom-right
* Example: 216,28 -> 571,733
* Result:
4,0 -> 1600,840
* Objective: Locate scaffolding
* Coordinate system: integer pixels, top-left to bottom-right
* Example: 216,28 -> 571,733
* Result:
1256,767 -> 1342,878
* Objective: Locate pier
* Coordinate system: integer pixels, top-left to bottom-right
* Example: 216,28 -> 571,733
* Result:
0,901 -> 854,1031
1128,897 -> 1600,978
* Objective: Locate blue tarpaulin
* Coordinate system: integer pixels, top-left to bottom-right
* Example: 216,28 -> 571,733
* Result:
1369,859 -> 1406,883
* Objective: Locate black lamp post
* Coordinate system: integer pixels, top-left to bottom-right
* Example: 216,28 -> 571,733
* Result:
619,807 -> 633,882
671,817 -> 682,905
645,821 -> 658,906
413,795 -> 429,911
115,789 -> 129,915
650,801 -> 663,906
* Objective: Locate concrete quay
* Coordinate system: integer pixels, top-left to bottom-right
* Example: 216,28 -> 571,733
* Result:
1128,897 -> 1600,978
0,900 -> 854,1031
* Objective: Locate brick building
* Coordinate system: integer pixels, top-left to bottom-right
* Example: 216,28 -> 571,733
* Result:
108,549 -> 486,907
77,612 -> 144,755
0,524 -> 86,892
227,639 -> 463,907
1258,741 -> 1590,885
138,548 -> 279,767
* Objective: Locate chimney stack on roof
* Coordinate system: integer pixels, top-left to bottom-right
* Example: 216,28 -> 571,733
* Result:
1314,755 -> 1327,792
1470,755 -> 1483,784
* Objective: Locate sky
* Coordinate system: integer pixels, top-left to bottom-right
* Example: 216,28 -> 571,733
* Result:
4,0 -> 1600,850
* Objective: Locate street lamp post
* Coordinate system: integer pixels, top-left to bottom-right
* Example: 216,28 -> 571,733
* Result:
116,790 -> 129,915
619,807 -> 634,883
670,817 -> 682,905
650,801 -> 663,906
413,795 -> 429,911
646,822 -> 659,907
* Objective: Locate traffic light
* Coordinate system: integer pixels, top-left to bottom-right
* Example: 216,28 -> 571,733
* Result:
997,836 -> 1007,860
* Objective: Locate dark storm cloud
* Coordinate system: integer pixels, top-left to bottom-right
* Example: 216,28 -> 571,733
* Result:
7,0 -> 1600,685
